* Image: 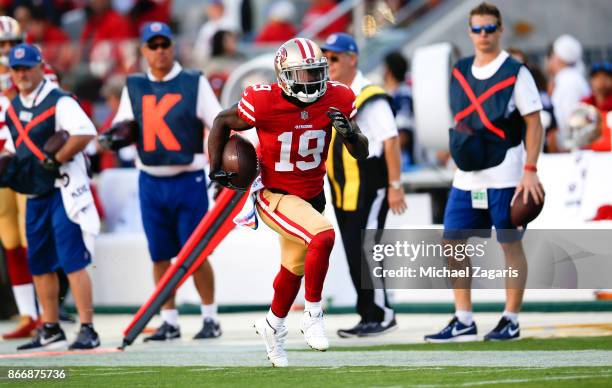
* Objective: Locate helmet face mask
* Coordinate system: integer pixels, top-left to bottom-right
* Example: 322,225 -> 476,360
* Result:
274,38 -> 329,103
0,16 -> 24,90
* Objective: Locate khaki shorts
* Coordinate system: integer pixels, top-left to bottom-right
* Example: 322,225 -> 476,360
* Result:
256,189 -> 332,276
0,188 -> 27,249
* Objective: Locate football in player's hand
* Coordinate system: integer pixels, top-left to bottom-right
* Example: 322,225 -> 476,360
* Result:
221,135 -> 258,191
43,130 -> 70,158
511,191 -> 545,227
99,120 -> 138,151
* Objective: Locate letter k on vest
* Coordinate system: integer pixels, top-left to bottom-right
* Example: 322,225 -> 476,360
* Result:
142,94 -> 182,152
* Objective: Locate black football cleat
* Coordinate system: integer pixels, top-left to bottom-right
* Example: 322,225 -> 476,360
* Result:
69,325 -> 101,350
193,318 -> 222,339
144,322 -> 181,342
356,318 -> 398,337
17,325 -> 68,351
337,321 -> 365,338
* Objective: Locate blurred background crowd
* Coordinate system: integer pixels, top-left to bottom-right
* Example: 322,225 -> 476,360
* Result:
0,0 -> 610,215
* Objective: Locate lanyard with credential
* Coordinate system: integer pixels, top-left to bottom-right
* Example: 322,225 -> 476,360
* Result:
27,79 -> 47,109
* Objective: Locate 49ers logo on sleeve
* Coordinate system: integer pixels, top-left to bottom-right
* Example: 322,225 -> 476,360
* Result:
142,94 -> 182,152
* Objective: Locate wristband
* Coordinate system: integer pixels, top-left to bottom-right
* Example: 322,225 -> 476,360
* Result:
524,164 -> 537,172
389,180 -> 402,190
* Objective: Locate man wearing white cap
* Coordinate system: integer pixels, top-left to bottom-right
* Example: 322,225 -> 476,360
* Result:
547,34 -> 590,146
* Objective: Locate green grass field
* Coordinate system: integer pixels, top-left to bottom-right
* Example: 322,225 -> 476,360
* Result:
1,336 -> 610,387
2,366 -> 611,387
327,335 -> 612,352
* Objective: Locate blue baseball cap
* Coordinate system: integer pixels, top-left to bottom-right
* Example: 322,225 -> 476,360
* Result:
9,43 -> 42,68
141,22 -> 173,43
321,33 -> 359,54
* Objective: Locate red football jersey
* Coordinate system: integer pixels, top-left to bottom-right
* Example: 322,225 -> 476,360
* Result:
238,82 -> 356,200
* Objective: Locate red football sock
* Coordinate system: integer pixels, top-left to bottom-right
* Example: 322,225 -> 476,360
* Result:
5,247 -> 32,285
270,265 -> 302,318
304,229 -> 335,303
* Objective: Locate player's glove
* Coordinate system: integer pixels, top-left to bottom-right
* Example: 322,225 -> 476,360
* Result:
41,130 -> 69,176
327,107 -> 357,143
99,120 -> 138,151
209,180 -> 224,200
209,170 -> 237,189
41,154 -> 62,174
0,153 -> 14,177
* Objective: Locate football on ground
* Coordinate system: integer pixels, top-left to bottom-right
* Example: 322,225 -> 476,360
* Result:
221,134 -> 259,190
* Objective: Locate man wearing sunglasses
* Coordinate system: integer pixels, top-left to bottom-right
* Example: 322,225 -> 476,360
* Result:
322,33 -> 405,338
108,22 -> 223,342
425,2 -> 544,342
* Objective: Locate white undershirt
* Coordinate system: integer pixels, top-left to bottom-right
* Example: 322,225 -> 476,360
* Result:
452,50 -> 543,191
350,71 -> 398,158
113,62 -> 222,176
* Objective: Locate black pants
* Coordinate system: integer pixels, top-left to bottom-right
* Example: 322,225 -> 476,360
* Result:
334,187 -> 394,323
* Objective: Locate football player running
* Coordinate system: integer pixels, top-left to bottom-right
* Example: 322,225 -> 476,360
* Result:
208,38 -> 368,367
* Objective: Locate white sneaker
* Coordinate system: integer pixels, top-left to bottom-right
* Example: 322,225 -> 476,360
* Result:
300,310 -> 329,351
254,317 -> 289,367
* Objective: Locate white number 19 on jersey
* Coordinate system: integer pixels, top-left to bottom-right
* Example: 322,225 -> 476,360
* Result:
275,130 -> 326,172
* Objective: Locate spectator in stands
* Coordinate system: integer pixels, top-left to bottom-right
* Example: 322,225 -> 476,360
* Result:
205,29 -> 244,74
128,0 -> 172,31
584,62 -> 612,151
508,47 -> 558,153
254,1 -> 297,45
303,0 -> 350,39
383,51 -> 415,170
547,34 -> 590,150
80,0 -> 135,56
193,0 -> 236,68
25,6 -> 74,72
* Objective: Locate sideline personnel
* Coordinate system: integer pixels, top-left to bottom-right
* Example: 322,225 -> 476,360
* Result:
1,44 -> 101,350
425,2 -> 544,342
110,22 -> 222,341
323,33 -> 406,338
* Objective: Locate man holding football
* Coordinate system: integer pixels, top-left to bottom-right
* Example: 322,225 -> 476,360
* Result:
108,22 -> 223,341
208,37 -> 368,367
0,44 -> 100,350
425,2 -> 544,343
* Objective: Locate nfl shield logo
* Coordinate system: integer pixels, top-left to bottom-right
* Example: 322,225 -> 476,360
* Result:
301,111 -> 308,120
15,48 -> 24,59
151,23 -> 162,32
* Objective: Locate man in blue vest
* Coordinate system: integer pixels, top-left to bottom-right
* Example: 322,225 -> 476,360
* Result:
425,2 -> 544,342
110,22 -> 222,341
0,44 -> 100,350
